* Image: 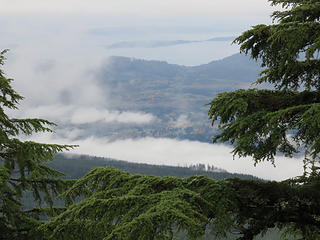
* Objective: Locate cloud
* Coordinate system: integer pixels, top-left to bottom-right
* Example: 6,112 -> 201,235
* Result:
9,104 -> 155,125
171,114 -> 191,128
4,43 -> 107,107
86,137 -> 304,181
70,107 -> 155,124
26,132 -> 304,181
3,38 -> 155,126
34,58 -> 56,73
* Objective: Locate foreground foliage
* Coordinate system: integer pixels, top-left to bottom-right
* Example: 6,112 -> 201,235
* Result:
0,50 -> 75,240
41,167 -> 319,240
208,0 -> 320,167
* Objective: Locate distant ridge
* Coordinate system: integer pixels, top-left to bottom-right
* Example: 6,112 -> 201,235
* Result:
106,36 -> 235,49
67,53 -> 263,142
98,53 -> 261,114
50,153 -> 262,181
55,54 -> 262,142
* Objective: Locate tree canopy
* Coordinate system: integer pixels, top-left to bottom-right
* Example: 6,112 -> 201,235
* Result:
41,167 -> 320,240
208,0 -> 320,169
0,50 -> 75,240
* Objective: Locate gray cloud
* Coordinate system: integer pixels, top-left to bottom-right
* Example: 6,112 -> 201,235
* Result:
34,58 -> 56,73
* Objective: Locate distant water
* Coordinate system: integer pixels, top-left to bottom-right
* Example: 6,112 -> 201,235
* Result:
104,40 -> 239,66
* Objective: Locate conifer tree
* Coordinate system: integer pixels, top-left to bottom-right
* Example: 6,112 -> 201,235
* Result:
208,0 -> 320,170
42,0 -> 320,239
0,50 -> 75,239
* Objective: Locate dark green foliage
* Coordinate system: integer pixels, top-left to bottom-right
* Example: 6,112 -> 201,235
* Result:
41,167 -> 237,240
208,89 -> 320,163
209,0 -> 320,167
205,0 -> 320,238
235,1 -> 320,90
42,167 -> 318,240
230,176 -> 320,240
0,50 -> 75,239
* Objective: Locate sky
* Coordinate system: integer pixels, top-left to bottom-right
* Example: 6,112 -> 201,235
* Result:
1,0 -> 273,17
0,0 -> 278,66
1,0 -> 300,181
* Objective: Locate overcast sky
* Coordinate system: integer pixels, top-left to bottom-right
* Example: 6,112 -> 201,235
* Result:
1,0 -> 276,42
1,0 -> 278,65
1,0 -> 274,17
1,0 -> 300,180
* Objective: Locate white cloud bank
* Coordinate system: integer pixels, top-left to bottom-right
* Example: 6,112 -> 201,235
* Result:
28,133 -> 304,181
4,43 -> 155,126
71,107 -> 155,124
9,105 -> 155,125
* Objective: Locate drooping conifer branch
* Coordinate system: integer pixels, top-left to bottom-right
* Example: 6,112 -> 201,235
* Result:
40,167 -> 320,240
0,50 -> 76,239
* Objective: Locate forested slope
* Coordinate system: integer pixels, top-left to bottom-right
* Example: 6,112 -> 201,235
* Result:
49,153 -> 260,180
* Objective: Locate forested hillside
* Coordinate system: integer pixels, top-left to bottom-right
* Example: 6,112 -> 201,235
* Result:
57,54 -> 261,143
49,153 -> 260,180
97,53 -> 261,116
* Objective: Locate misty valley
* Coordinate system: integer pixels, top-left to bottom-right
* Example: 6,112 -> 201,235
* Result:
16,53 -> 297,240
53,53 -> 261,142
2,0 -> 320,239
1,50 -> 308,240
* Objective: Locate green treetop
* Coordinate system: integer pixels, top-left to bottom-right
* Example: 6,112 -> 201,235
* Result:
0,50 -> 75,240
41,166 -> 320,240
208,0 -> 320,169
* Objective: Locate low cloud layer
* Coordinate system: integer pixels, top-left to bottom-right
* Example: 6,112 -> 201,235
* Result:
71,107 -> 155,124
27,133 -> 304,181
9,105 -> 155,125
